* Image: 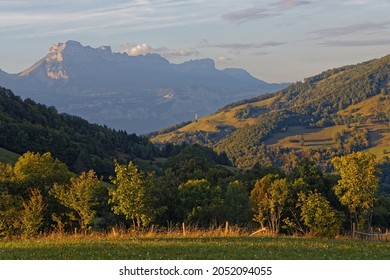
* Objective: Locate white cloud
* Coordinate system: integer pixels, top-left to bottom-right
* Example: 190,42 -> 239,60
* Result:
124,43 -> 152,56
121,43 -> 199,59
120,39 -> 282,61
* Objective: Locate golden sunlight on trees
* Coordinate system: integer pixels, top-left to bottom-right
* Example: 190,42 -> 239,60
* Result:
251,174 -> 288,234
298,191 -> 343,238
21,189 -> 45,237
12,151 -> 71,194
50,170 -> 102,232
332,151 -> 380,231
109,161 -> 156,230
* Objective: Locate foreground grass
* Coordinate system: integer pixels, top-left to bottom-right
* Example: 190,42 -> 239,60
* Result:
1,235 -> 390,260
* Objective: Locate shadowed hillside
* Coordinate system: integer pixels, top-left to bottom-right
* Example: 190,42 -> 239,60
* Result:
0,87 -> 157,177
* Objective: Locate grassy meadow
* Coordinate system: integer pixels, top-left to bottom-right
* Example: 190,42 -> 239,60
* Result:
0,147 -> 19,164
1,234 -> 390,260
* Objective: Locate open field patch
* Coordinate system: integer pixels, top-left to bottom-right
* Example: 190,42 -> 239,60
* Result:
263,125 -> 347,149
0,147 -> 19,164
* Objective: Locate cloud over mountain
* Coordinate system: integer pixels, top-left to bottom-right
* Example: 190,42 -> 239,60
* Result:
124,43 -> 153,56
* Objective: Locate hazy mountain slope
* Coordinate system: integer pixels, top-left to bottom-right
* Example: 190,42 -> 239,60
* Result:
152,54 -> 390,168
0,40 -> 288,133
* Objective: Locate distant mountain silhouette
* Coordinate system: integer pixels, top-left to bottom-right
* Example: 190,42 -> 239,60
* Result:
0,40 -> 288,133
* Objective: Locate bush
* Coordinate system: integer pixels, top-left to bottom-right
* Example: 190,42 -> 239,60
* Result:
298,191 -> 343,238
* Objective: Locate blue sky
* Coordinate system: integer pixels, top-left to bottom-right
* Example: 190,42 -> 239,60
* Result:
1,0 -> 389,82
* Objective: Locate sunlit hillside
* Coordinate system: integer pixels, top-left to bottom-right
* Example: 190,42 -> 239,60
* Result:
152,54 -> 390,167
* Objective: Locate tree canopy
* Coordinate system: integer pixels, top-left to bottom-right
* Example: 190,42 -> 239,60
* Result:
109,161 -> 156,230
332,151 -> 380,231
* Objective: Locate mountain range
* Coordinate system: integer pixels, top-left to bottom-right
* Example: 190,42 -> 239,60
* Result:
152,54 -> 390,169
0,40 -> 288,134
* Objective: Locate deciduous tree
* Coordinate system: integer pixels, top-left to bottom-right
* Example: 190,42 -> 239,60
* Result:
251,174 -> 288,234
21,189 -> 45,237
50,170 -> 102,232
178,179 -> 223,226
298,191 -> 343,237
12,151 -> 71,195
332,151 -> 380,231
109,161 -> 156,230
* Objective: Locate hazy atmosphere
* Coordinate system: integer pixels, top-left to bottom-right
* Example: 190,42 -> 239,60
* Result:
1,0 -> 390,82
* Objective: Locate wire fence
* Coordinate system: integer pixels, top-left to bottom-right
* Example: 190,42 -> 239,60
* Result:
353,227 -> 390,241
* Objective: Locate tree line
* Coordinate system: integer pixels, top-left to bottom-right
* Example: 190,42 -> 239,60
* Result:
1,147 -> 387,239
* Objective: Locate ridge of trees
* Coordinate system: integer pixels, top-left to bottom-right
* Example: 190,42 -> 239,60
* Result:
0,86 -> 157,177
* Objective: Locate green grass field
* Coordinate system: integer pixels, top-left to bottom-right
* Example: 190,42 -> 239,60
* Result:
0,147 -> 19,164
1,236 -> 389,260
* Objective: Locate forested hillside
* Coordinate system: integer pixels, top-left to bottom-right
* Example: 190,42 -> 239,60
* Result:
152,54 -> 390,169
0,87 -> 156,177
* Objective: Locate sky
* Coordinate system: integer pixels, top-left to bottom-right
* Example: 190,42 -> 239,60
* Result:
0,0 -> 390,83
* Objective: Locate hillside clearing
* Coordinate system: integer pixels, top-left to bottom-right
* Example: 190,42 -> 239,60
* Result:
0,147 -> 19,164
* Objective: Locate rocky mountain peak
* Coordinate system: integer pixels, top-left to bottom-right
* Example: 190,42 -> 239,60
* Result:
45,42 -> 69,80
